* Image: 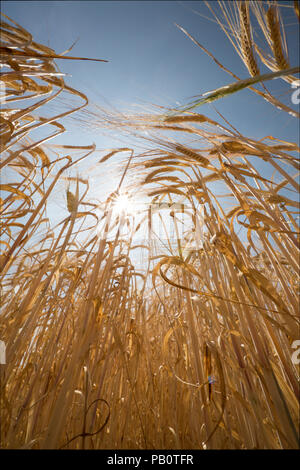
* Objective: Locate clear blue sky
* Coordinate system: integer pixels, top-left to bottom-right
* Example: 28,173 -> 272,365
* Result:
2,1 -> 299,233
3,1 -> 299,135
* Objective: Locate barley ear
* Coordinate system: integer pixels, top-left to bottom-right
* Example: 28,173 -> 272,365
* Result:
67,190 -> 78,213
266,6 -> 290,70
239,1 -> 259,77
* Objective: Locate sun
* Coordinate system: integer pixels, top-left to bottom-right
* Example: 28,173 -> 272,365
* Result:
113,193 -> 136,216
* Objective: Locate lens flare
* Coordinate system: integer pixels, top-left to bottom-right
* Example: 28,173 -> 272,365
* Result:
113,193 -> 135,216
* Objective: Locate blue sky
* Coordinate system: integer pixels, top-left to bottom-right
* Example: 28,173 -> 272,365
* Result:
2,0 -> 299,241
3,1 -> 299,134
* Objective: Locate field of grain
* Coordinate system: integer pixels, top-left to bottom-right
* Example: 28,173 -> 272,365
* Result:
0,1 -> 299,449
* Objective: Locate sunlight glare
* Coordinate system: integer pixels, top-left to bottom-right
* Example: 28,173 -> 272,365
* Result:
113,193 -> 135,216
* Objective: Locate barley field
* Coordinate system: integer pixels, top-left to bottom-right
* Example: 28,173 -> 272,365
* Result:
0,1 -> 299,450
